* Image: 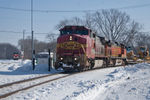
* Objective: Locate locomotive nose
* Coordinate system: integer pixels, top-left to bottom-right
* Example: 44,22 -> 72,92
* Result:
57,34 -> 86,51
56,33 -> 87,70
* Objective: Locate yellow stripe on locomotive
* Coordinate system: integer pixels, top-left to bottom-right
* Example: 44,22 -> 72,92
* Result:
57,41 -> 87,50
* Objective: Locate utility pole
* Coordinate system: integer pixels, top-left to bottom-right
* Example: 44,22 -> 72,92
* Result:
31,0 -> 35,70
48,49 -> 51,71
4,46 -> 6,59
22,30 -> 25,60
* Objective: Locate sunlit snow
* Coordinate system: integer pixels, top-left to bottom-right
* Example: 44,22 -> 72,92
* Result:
0,60 -> 150,100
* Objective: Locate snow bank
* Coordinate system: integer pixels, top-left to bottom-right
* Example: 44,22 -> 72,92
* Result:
1,60 -> 150,100
62,63 -> 150,100
0,59 -> 58,73
0,60 -> 59,85
94,63 -> 150,100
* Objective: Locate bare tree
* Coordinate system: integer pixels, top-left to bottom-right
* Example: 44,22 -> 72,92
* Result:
56,17 -> 83,30
93,9 -> 131,41
132,32 -> 150,53
55,19 -> 70,29
56,9 -> 142,46
46,33 -> 58,52
135,32 -> 150,47
71,17 -> 83,25
18,36 -> 35,59
46,33 -> 56,42
83,13 -> 97,32
56,14 -> 96,31
121,21 -> 142,46
47,41 -> 57,52
18,36 -> 51,59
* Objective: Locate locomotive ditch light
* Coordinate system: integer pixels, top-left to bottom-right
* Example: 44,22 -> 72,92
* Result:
60,57 -> 63,60
74,57 -> 77,61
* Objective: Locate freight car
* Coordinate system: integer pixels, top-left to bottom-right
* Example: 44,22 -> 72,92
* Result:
55,26 -> 127,72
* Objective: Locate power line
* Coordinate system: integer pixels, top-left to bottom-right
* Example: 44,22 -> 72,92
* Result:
0,6 -> 31,12
0,30 -> 21,33
0,30 -> 59,35
0,6 -> 91,13
0,30 -> 149,34
118,3 -> 150,9
0,3 -> 150,13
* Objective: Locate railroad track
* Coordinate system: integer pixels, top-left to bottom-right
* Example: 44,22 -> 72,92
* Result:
0,63 -> 137,99
0,72 -> 74,99
0,72 -> 60,89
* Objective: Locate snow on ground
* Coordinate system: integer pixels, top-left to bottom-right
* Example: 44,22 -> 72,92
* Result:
0,60 -> 150,100
94,63 -> 150,100
0,59 -> 59,85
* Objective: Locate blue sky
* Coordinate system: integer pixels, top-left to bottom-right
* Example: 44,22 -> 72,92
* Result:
0,0 -> 150,46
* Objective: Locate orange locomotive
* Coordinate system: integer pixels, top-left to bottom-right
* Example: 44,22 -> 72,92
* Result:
55,26 -> 127,72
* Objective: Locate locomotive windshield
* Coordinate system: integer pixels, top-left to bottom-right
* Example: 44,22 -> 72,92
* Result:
60,29 -> 88,36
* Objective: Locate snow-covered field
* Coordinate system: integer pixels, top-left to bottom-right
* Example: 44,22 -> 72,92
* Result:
0,60 -> 150,100
0,60 -> 59,85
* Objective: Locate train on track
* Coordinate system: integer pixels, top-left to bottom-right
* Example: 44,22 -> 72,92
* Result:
126,46 -> 150,63
13,52 -> 20,60
55,25 -> 128,72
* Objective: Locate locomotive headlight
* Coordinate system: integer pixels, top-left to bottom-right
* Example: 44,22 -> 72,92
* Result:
74,57 -> 77,61
70,36 -> 72,41
60,57 -> 63,60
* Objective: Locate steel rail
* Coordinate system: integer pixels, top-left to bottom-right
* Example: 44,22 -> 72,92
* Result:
0,74 -> 72,99
0,73 -> 61,89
